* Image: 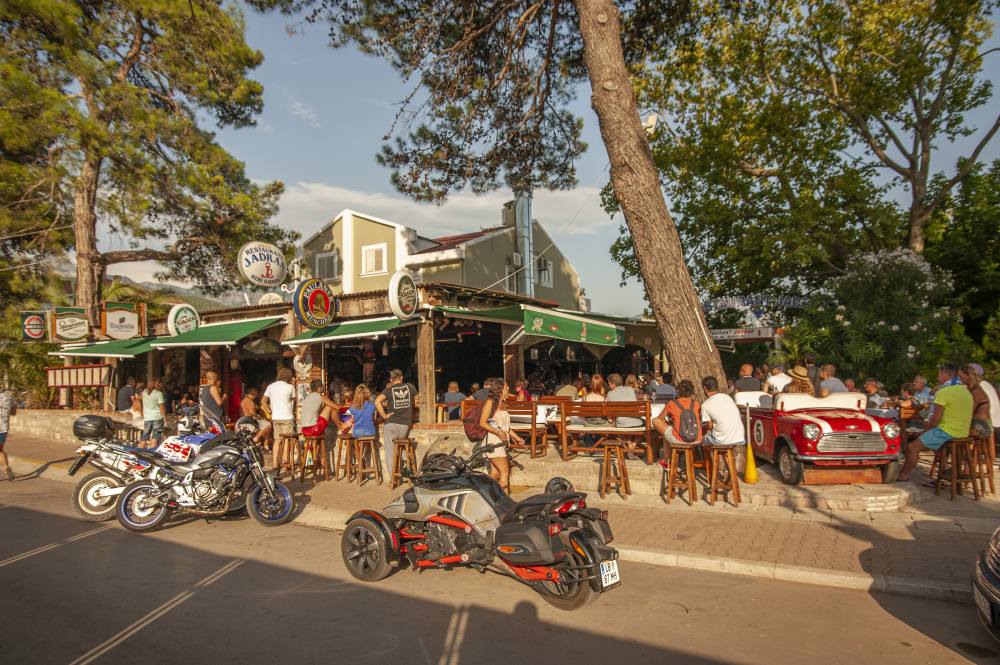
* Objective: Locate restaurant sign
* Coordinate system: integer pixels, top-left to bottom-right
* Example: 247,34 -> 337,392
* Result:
237,241 -> 287,288
21,311 -> 48,341
388,271 -> 418,320
52,307 -> 89,342
710,327 -> 776,341
102,302 -> 145,340
293,278 -> 338,329
166,303 -> 201,336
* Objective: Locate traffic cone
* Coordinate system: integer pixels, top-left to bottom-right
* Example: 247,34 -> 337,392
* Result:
743,441 -> 759,484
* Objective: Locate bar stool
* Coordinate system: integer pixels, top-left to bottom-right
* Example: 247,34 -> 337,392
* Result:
390,438 -> 418,490
663,442 -> 698,505
706,444 -> 741,506
355,437 -> 383,486
599,440 -> 630,499
933,437 -> 980,500
973,434 -> 995,496
334,433 -> 356,481
274,433 -> 299,479
299,436 -> 329,482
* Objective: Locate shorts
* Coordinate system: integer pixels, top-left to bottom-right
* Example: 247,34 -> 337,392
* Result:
918,426 -> 952,451
301,417 -> 328,437
972,419 -> 992,440
0,431 -> 7,447
484,440 -> 507,458
141,419 -> 164,441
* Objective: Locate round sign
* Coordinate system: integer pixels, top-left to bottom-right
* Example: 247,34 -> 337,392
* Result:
167,304 -> 201,336
388,271 -> 418,320
237,241 -> 287,288
753,419 -> 765,446
293,278 -> 337,329
23,314 -> 46,340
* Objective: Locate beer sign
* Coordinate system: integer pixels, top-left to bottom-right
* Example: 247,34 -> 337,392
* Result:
238,241 -> 287,288
388,271 -> 418,320
21,311 -> 48,341
52,307 -> 89,342
293,278 -> 337,329
102,302 -> 145,340
166,303 -> 201,336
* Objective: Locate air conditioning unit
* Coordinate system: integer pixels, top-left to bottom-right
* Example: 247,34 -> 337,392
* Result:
508,252 -> 522,267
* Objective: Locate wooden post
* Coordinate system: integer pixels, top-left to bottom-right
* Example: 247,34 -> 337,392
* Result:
61,356 -> 73,409
103,356 -> 116,412
503,344 -> 524,385
416,319 -> 436,424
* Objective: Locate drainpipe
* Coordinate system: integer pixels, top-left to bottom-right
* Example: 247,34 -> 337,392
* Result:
515,191 -> 534,298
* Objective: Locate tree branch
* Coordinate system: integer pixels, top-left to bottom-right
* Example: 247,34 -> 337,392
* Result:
926,111 -> 1000,212
103,248 -> 179,265
115,16 -> 146,83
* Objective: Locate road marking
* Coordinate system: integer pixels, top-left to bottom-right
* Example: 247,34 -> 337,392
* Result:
69,558 -> 245,665
438,604 -> 469,665
0,525 -> 112,568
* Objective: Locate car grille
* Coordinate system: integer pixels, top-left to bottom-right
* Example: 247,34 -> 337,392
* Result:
816,432 -> 885,453
987,530 -> 1000,575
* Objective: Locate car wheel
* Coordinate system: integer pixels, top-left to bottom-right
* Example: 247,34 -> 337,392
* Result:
881,460 -> 901,484
776,444 -> 803,485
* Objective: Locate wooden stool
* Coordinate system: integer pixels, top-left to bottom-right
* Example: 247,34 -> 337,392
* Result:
664,442 -> 698,505
706,444 -> 741,506
299,435 -> 329,482
973,435 -> 994,496
274,433 -> 299,479
354,437 -> 383,486
933,437 -> 980,500
599,440 -> 631,499
390,438 -> 418,490
334,434 -> 356,481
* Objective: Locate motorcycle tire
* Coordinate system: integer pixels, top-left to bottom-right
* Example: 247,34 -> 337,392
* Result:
245,481 -> 293,526
535,549 -> 595,611
342,518 -> 392,582
72,471 -> 121,522
116,480 -> 170,533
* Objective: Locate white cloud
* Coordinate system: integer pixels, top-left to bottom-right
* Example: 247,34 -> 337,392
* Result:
273,182 -> 618,242
287,100 -> 320,127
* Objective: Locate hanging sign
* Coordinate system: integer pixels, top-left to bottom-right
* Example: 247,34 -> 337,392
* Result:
52,307 -> 89,342
102,302 -> 145,340
21,311 -> 49,341
166,303 -> 201,336
710,327 -> 775,341
238,241 -> 287,287
704,294 -> 810,313
388,271 -> 418,320
293,278 -> 338,329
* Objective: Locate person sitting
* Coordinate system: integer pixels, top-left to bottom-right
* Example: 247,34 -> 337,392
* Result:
624,374 -> 644,400
652,380 -> 702,463
472,379 -> 492,401
699,376 -> 745,448
733,363 -> 761,392
818,364 -> 848,397
959,364 -> 994,440
607,374 -> 643,427
583,374 -> 606,402
968,363 -> 1000,444
899,363 -> 973,482
300,379 -> 340,438
652,377 -> 677,405
844,378 -> 858,393
911,375 -> 933,406
443,381 -> 466,420
863,378 -> 887,409
765,365 -> 792,395
347,384 -> 378,440
554,375 -> 578,399
784,366 -> 816,396
513,379 -> 531,402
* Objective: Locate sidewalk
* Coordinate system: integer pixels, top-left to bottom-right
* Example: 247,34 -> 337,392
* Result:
6,433 -> 994,604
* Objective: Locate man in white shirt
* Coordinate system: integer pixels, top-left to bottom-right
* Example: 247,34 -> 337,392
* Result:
263,367 -> 296,472
700,376 -> 745,447
765,365 -> 792,395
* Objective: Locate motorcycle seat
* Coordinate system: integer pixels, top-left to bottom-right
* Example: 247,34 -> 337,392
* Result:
503,492 -> 584,521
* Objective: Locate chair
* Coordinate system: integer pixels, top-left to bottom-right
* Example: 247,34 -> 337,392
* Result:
933,437 -> 980,501
355,437 -> 382,486
663,442 -> 699,505
599,440 -> 630,499
334,433 -> 356,481
390,438 -> 418,490
706,444 -> 741,506
298,435 -> 329,483
274,433 -> 299,479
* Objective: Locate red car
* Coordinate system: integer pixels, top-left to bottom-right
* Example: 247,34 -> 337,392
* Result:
736,392 -> 902,485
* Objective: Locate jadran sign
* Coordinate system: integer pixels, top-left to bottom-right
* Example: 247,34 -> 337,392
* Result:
238,241 -> 287,288
21,311 -> 48,341
166,304 -> 201,337
388,271 -> 418,320
293,278 -> 338,329
52,307 -> 89,342
102,302 -> 145,340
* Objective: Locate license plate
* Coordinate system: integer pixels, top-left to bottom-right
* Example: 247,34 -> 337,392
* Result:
975,584 -> 993,625
67,453 -> 90,476
599,560 -> 621,589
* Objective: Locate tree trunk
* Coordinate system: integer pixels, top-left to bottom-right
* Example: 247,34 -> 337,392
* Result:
574,0 -> 726,392
73,154 -> 105,329
907,204 -> 929,254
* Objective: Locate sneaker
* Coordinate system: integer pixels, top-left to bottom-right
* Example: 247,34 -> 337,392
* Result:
2,467 -> 13,481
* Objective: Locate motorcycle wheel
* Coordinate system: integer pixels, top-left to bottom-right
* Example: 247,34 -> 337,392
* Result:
245,481 -> 293,526
72,471 -> 121,522
342,518 -> 392,582
535,550 -> 595,611
116,480 -> 170,533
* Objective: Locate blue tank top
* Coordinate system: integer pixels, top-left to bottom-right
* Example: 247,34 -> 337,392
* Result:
200,385 -> 224,422
348,401 -> 377,437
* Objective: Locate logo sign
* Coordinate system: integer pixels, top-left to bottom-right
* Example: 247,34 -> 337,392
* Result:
293,278 -> 338,329
166,304 -> 201,337
388,271 -> 418,320
710,327 -> 775,341
102,302 -> 144,340
704,294 -> 810,313
237,241 -> 287,287
21,311 -> 48,341
52,307 -> 89,342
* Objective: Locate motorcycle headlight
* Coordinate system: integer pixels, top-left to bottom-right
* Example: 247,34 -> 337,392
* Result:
802,423 -> 821,441
882,422 -> 901,440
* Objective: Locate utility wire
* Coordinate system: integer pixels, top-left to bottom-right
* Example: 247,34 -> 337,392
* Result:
0,257 -> 59,272
0,224 -> 72,242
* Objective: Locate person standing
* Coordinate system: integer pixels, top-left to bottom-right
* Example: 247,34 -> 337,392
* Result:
899,363 -> 973,482
199,371 -> 227,432
478,379 -> 524,495
263,368 -> 296,471
818,364 -> 848,397
140,379 -> 166,447
804,353 -> 821,395
375,369 -> 417,478
116,377 -> 136,413
0,387 -> 15,481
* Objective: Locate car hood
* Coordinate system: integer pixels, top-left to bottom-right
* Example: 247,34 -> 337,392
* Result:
782,409 -> 884,435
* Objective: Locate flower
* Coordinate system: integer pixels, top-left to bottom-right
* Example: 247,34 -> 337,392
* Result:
909,324 -> 919,331
835,314 -> 844,321
891,325 -> 899,331
907,345 -> 916,353
877,320 -> 885,326
843,320 -> 851,327
933,312 -> 941,319
837,305 -> 846,311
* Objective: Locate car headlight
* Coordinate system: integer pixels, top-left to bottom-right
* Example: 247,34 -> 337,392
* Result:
882,422 -> 901,440
802,423 -> 821,440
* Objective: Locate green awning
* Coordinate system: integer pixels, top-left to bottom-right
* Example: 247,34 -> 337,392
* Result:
153,316 -> 284,348
283,317 -> 411,346
50,336 -> 158,359
435,304 -> 624,347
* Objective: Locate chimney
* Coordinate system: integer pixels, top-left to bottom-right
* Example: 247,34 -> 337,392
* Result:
515,191 -> 534,298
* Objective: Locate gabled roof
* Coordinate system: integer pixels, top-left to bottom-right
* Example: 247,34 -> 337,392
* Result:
413,225 -> 509,255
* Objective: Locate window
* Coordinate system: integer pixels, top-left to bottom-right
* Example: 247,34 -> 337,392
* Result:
504,265 -> 519,294
315,249 -> 341,281
535,256 -> 553,288
360,243 -> 387,276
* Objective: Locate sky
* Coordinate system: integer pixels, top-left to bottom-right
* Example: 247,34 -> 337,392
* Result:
105,5 -> 1000,317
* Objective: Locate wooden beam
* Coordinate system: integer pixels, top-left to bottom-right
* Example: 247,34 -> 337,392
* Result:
416,319 -> 436,424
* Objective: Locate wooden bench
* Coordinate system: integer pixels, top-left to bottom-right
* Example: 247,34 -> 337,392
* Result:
560,401 -> 654,464
459,399 -> 547,458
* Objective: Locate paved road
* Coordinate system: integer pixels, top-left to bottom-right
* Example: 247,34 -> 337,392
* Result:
0,478 -> 995,665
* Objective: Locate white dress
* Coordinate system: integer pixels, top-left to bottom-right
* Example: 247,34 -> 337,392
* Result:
484,409 -> 510,459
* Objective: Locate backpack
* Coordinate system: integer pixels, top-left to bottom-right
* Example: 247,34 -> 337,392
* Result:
463,399 -> 497,442
674,399 -> 700,442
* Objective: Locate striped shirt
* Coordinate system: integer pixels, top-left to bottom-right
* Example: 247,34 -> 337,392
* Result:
0,392 -> 12,433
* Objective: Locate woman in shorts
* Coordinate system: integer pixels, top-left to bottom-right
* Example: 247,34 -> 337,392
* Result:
478,379 -> 524,495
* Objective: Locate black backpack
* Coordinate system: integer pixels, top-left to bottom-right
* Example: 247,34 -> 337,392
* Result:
675,399 -> 700,442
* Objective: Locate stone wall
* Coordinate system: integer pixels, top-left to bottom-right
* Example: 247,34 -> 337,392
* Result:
9,409 -> 178,442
